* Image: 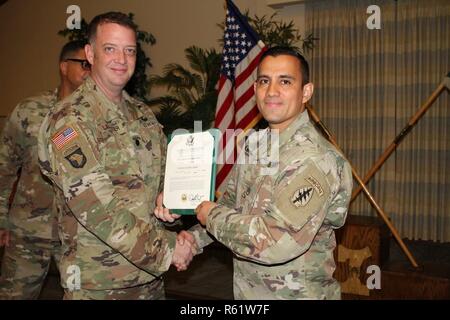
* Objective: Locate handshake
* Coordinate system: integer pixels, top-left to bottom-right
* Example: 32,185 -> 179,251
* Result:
172,230 -> 198,272
154,193 -> 217,272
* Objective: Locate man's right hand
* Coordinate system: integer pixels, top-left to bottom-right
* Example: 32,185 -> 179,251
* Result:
154,192 -> 181,223
171,233 -> 196,272
0,229 -> 10,247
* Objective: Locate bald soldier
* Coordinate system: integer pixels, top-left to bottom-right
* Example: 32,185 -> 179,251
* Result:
0,40 -> 90,299
156,46 -> 353,299
38,12 -> 195,300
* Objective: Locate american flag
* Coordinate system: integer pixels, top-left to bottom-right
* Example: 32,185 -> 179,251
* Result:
52,126 -> 78,150
215,0 -> 266,195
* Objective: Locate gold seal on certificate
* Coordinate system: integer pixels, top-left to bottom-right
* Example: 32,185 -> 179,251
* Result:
163,129 -> 219,215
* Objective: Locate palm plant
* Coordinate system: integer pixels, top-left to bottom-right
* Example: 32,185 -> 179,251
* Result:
149,46 -> 221,135
217,12 -> 318,53
247,12 -> 318,52
147,96 -> 185,135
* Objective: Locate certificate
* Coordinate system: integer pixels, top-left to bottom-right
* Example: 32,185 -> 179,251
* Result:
163,129 -> 219,215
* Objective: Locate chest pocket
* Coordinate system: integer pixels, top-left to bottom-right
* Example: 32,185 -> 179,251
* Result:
237,162 -> 271,215
99,118 -> 141,177
128,116 -> 163,184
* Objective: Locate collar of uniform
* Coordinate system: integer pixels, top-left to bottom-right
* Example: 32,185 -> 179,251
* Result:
277,110 -> 310,148
84,76 -> 135,122
121,92 -> 147,121
52,87 -> 60,104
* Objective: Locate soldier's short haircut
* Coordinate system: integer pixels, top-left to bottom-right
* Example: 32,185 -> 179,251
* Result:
258,46 -> 310,86
59,40 -> 88,62
87,11 -> 137,44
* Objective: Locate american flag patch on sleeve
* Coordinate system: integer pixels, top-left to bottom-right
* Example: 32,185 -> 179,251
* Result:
52,126 -> 78,150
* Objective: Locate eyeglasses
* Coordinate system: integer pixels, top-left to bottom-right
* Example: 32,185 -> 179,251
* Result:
65,58 -> 91,70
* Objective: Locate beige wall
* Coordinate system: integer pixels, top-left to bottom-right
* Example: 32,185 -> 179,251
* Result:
0,116 -> 5,132
0,0 -> 305,116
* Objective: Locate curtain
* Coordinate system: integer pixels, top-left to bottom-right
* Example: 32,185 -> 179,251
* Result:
305,0 -> 450,241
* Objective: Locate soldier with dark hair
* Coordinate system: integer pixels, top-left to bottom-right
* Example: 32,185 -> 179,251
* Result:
157,46 -> 353,300
38,12 -> 195,300
0,40 -> 90,299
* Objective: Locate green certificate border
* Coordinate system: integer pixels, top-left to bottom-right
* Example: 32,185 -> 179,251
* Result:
167,128 -> 220,215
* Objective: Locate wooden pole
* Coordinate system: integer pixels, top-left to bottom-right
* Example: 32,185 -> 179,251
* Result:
351,75 -> 450,203
306,104 -> 419,268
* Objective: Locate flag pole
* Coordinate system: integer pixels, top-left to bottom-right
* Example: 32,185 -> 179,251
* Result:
351,73 -> 450,202
306,104 -> 419,269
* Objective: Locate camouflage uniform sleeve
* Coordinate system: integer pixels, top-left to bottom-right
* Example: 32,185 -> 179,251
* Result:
174,155 -> 242,252
188,224 -> 214,252
182,158 -> 241,252
324,160 -> 353,229
217,161 -> 238,208
206,155 -> 351,265
159,133 -> 167,194
0,107 -> 25,229
39,115 -> 176,273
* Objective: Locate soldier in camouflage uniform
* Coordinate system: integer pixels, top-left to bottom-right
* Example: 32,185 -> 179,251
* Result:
37,12 -> 195,300
193,47 -> 353,299
0,40 -> 90,299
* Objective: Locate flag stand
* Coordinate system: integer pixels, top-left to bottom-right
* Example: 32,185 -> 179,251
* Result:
350,73 -> 450,202
306,104 -> 419,269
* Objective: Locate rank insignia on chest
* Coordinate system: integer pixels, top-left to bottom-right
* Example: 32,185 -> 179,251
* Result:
241,187 -> 251,200
291,186 -> 314,207
64,146 -> 87,168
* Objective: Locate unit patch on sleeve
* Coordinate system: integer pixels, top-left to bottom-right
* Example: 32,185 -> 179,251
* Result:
275,160 -> 331,229
63,144 -> 86,168
291,186 -> 314,207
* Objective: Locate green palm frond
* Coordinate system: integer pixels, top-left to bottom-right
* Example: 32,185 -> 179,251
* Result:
147,95 -> 181,108
149,45 -> 220,131
185,46 -> 208,75
152,96 -> 185,135
164,64 -> 204,95
204,50 -> 222,92
177,88 -> 196,109
190,90 -> 218,130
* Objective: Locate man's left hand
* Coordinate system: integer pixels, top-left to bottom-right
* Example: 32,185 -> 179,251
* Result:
154,192 -> 181,222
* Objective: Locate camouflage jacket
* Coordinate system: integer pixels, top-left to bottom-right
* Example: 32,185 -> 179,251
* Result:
0,89 -> 58,239
38,77 -> 176,291
206,111 -> 353,299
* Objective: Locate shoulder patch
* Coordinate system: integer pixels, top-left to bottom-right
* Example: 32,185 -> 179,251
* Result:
63,144 -> 86,168
52,126 -> 78,150
275,160 -> 331,229
291,186 -> 314,207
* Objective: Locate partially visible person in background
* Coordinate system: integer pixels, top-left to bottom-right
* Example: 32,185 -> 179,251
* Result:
0,40 -> 90,299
